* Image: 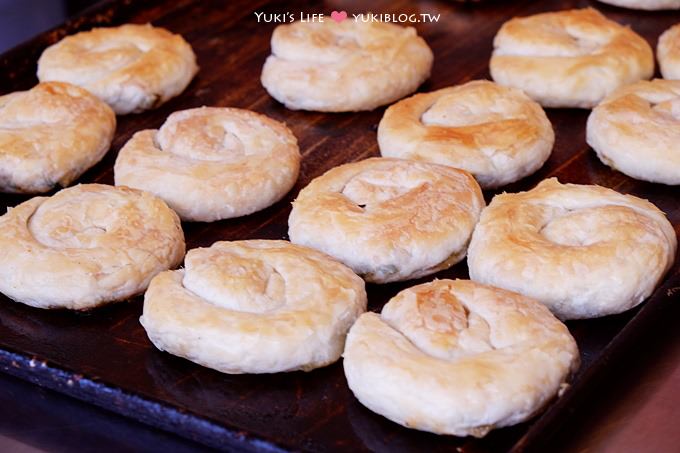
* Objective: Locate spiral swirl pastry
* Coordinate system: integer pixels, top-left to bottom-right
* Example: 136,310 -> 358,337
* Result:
587,79 -> 680,185
114,107 -> 300,222
141,240 -> 367,374
490,8 -> 653,108
38,24 -> 198,114
378,80 -> 554,188
261,19 -> 433,112
0,82 -> 115,194
0,184 -> 185,310
468,178 -> 677,320
343,279 -> 579,437
288,158 -> 485,283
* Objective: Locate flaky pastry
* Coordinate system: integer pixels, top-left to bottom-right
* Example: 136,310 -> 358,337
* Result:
38,24 -> 198,114
261,19 -> 433,112
141,240 -> 367,374
343,279 -> 579,437
0,82 -> 115,194
114,107 -> 300,222
490,8 -> 654,108
378,80 -> 554,188
587,79 -> 680,185
0,184 -> 185,310
288,158 -> 485,283
468,178 -> 677,320
658,23 -> 680,79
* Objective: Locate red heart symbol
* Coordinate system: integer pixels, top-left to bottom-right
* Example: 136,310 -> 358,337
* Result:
330,10 -> 348,23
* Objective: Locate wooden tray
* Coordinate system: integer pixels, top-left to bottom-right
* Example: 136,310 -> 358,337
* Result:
0,0 -> 678,451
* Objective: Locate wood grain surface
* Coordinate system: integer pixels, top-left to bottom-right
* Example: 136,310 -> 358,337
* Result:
0,0 -> 678,451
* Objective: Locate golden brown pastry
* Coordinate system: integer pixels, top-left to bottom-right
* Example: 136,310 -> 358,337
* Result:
288,158 -> 485,283
343,279 -> 579,437
490,8 -> 654,108
141,240 -> 367,374
658,23 -> 680,79
37,24 -> 198,114
468,178 -> 677,320
0,82 -> 115,193
587,79 -> 680,185
0,184 -> 185,310
378,80 -> 554,188
114,107 -> 300,222
261,19 -> 433,112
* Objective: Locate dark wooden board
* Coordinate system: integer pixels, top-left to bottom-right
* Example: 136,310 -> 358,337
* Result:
0,0 -> 678,451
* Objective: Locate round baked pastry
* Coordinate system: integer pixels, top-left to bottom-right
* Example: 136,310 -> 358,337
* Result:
288,158 -> 485,283
598,0 -> 680,9
141,240 -> 367,374
658,23 -> 680,79
490,8 -> 654,108
261,19 -> 433,112
0,82 -> 115,194
377,80 -> 554,188
0,184 -> 185,310
468,178 -> 677,320
37,24 -> 198,114
114,107 -> 300,222
343,279 -> 579,437
587,79 -> 680,185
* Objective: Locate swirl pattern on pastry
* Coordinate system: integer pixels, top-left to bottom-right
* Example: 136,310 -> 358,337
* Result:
468,178 -> 677,320
0,184 -> 185,310
114,107 -> 300,222
141,240 -> 367,374
261,19 -> 433,112
37,24 -> 198,114
377,80 -> 554,188
587,79 -> 680,185
0,82 -> 115,194
490,8 -> 654,108
288,158 -> 485,283
343,279 -> 579,437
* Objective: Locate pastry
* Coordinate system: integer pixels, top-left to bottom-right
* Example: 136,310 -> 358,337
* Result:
377,80 -> 554,188
141,240 -> 367,374
114,107 -> 300,222
597,0 -> 680,9
288,158 -> 485,283
587,79 -> 680,185
343,279 -> 579,437
0,82 -> 115,193
0,184 -> 185,310
658,23 -> 680,79
261,19 -> 433,112
37,24 -> 198,114
490,8 -> 654,108
468,178 -> 677,320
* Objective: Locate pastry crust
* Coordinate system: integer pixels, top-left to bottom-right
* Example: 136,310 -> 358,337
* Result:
0,184 -> 185,310
288,158 -> 485,283
37,24 -> 198,114
377,80 -> 554,188
141,240 -> 367,374
598,0 -> 680,9
490,8 -> 654,108
468,178 -> 677,320
261,19 -> 433,112
658,23 -> 680,79
0,82 -> 115,194
114,107 -> 300,222
343,279 -> 579,437
587,79 -> 680,185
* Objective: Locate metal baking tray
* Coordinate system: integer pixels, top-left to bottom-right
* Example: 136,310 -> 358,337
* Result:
0,0 -> 678,451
